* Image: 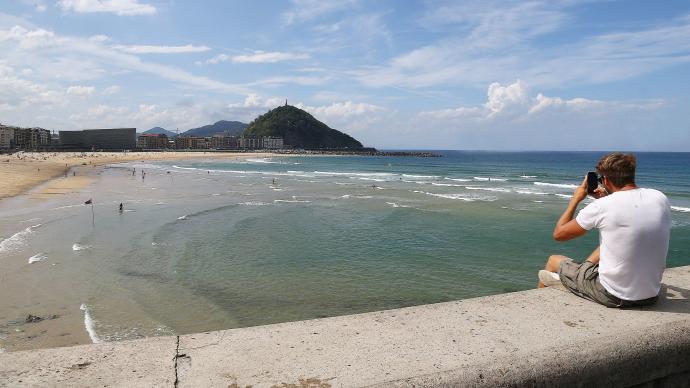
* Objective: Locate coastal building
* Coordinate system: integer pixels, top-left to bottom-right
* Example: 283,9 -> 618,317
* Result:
262,137 -> 284,149
59,128 -> 136,150
238,136 -> 284,150
0,126 -> 14,149
137,133 -> 169,149
0,125 -> 51,149
174,136 -> 207,149
210,135 -> 238,150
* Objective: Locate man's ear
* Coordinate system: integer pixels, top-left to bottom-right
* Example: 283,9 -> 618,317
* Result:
603,176 -> 614,192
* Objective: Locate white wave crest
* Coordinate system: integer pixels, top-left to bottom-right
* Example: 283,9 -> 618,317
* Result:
80,304 -> 102,344
239,201 -> 270,206
28,253 -> 47,264
177,215 -> 188,220
474,177 -> 508,182
72,243 -> 91,251
465,186 -> 511,193
534,182 -> 578,189
402,174 -> 439,180
520,175 -> 537,179
246,158 -> 278,164
515,190 -> 549,195
386,202 -> 411,208
555,193 -> 573,199
0,224 -> 41,254
671,206 -> 690,213
444,177 -> 471,182
413,191 -> 497,202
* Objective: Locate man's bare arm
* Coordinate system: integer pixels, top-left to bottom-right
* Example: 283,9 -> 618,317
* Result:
586,246 -> 601,264
553,177 -> 588,241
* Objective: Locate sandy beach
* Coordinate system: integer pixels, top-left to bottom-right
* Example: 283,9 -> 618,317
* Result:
0,151 -> 278,200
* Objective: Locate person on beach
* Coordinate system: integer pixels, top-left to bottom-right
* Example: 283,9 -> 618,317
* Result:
539,153 -> 671,307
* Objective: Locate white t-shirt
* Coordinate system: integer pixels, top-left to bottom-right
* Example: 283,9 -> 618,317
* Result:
575,188 -> 671,301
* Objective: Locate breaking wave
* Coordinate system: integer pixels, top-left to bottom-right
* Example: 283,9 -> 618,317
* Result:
534,182 -> 578,189
0,224 -> 41,254
28,253 -> 47,264
72,243 -> 91,251
80,304 -> 102,344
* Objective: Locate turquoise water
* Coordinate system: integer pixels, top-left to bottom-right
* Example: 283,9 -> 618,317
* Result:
1,151 -> 689,348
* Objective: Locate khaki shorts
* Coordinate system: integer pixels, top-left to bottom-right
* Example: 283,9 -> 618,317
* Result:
558,258 -> 658,308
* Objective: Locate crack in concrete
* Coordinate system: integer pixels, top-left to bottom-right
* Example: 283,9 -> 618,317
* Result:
173,335 -> 180,388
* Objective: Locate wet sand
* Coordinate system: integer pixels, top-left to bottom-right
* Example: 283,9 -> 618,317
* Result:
0,151 -> 282,352
0,151 -> 278,200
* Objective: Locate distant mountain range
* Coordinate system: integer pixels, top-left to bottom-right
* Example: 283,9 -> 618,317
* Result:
142,127 -> 178,137
181,120 -> 247,137
142,121 -> 248,138
244,105 -> 363,149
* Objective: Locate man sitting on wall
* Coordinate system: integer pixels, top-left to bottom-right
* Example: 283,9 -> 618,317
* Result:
538,152 -> 671,307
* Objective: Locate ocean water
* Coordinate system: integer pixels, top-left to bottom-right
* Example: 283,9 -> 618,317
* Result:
1,151 -> 689,348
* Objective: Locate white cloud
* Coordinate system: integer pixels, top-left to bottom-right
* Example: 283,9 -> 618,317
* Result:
485,80 -> 530,117
89,34 -> 111,42
20,0 -> 47,12
356,4 -> 690,89
102,85 -> 120,95
113,44 -> 211,54
298,101 -> 383,119
57,0 -> 156,16
249,75 -> 329,87
0,63 -> 62,110
0,24 -> 249,94
206,51 -> 310,64
0,25 -> 56,49
283,0 -> 358,25
528,94 -> 604,114
418,80 -> 643,121
66,85 -> 95,96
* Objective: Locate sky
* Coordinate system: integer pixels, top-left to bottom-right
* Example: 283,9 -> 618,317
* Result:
1,0 -> 689,151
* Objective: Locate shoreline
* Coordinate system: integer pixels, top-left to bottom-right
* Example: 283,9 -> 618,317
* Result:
0,151 -> 282,201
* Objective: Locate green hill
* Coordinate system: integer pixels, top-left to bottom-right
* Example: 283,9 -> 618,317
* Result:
182,120 -> 247,137
243,105 -> 363,149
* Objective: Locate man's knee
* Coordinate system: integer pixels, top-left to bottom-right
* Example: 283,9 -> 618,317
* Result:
546,255 -> 567,272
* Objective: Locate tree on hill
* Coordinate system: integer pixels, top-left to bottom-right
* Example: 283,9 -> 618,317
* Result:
243,105 -> 363,149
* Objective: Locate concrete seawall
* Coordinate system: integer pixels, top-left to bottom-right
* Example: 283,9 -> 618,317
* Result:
2,265 -> 690,387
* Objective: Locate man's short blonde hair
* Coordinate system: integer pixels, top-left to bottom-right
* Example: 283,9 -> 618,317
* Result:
596,152 -> 636,187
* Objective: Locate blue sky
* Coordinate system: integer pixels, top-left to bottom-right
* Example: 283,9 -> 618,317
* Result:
1,0 -> 689,150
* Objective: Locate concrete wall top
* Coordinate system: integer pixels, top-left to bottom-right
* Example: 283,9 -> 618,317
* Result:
2,265 -> 690,387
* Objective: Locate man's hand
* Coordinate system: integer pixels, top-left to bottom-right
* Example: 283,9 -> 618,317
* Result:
592,186 -> 608,199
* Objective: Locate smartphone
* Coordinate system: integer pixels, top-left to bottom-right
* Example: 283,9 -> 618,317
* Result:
586,171 -> 598,194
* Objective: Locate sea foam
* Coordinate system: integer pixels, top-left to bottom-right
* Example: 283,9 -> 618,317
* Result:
80,304 -> 102,344
72,243 -> 91,251
534,182 -> 578,189
28,253 -> 47,264
0,224 -> 41,254
671,206 -> 690,213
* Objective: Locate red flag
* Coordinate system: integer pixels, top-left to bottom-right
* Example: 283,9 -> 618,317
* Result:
84,199 -> 92,205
